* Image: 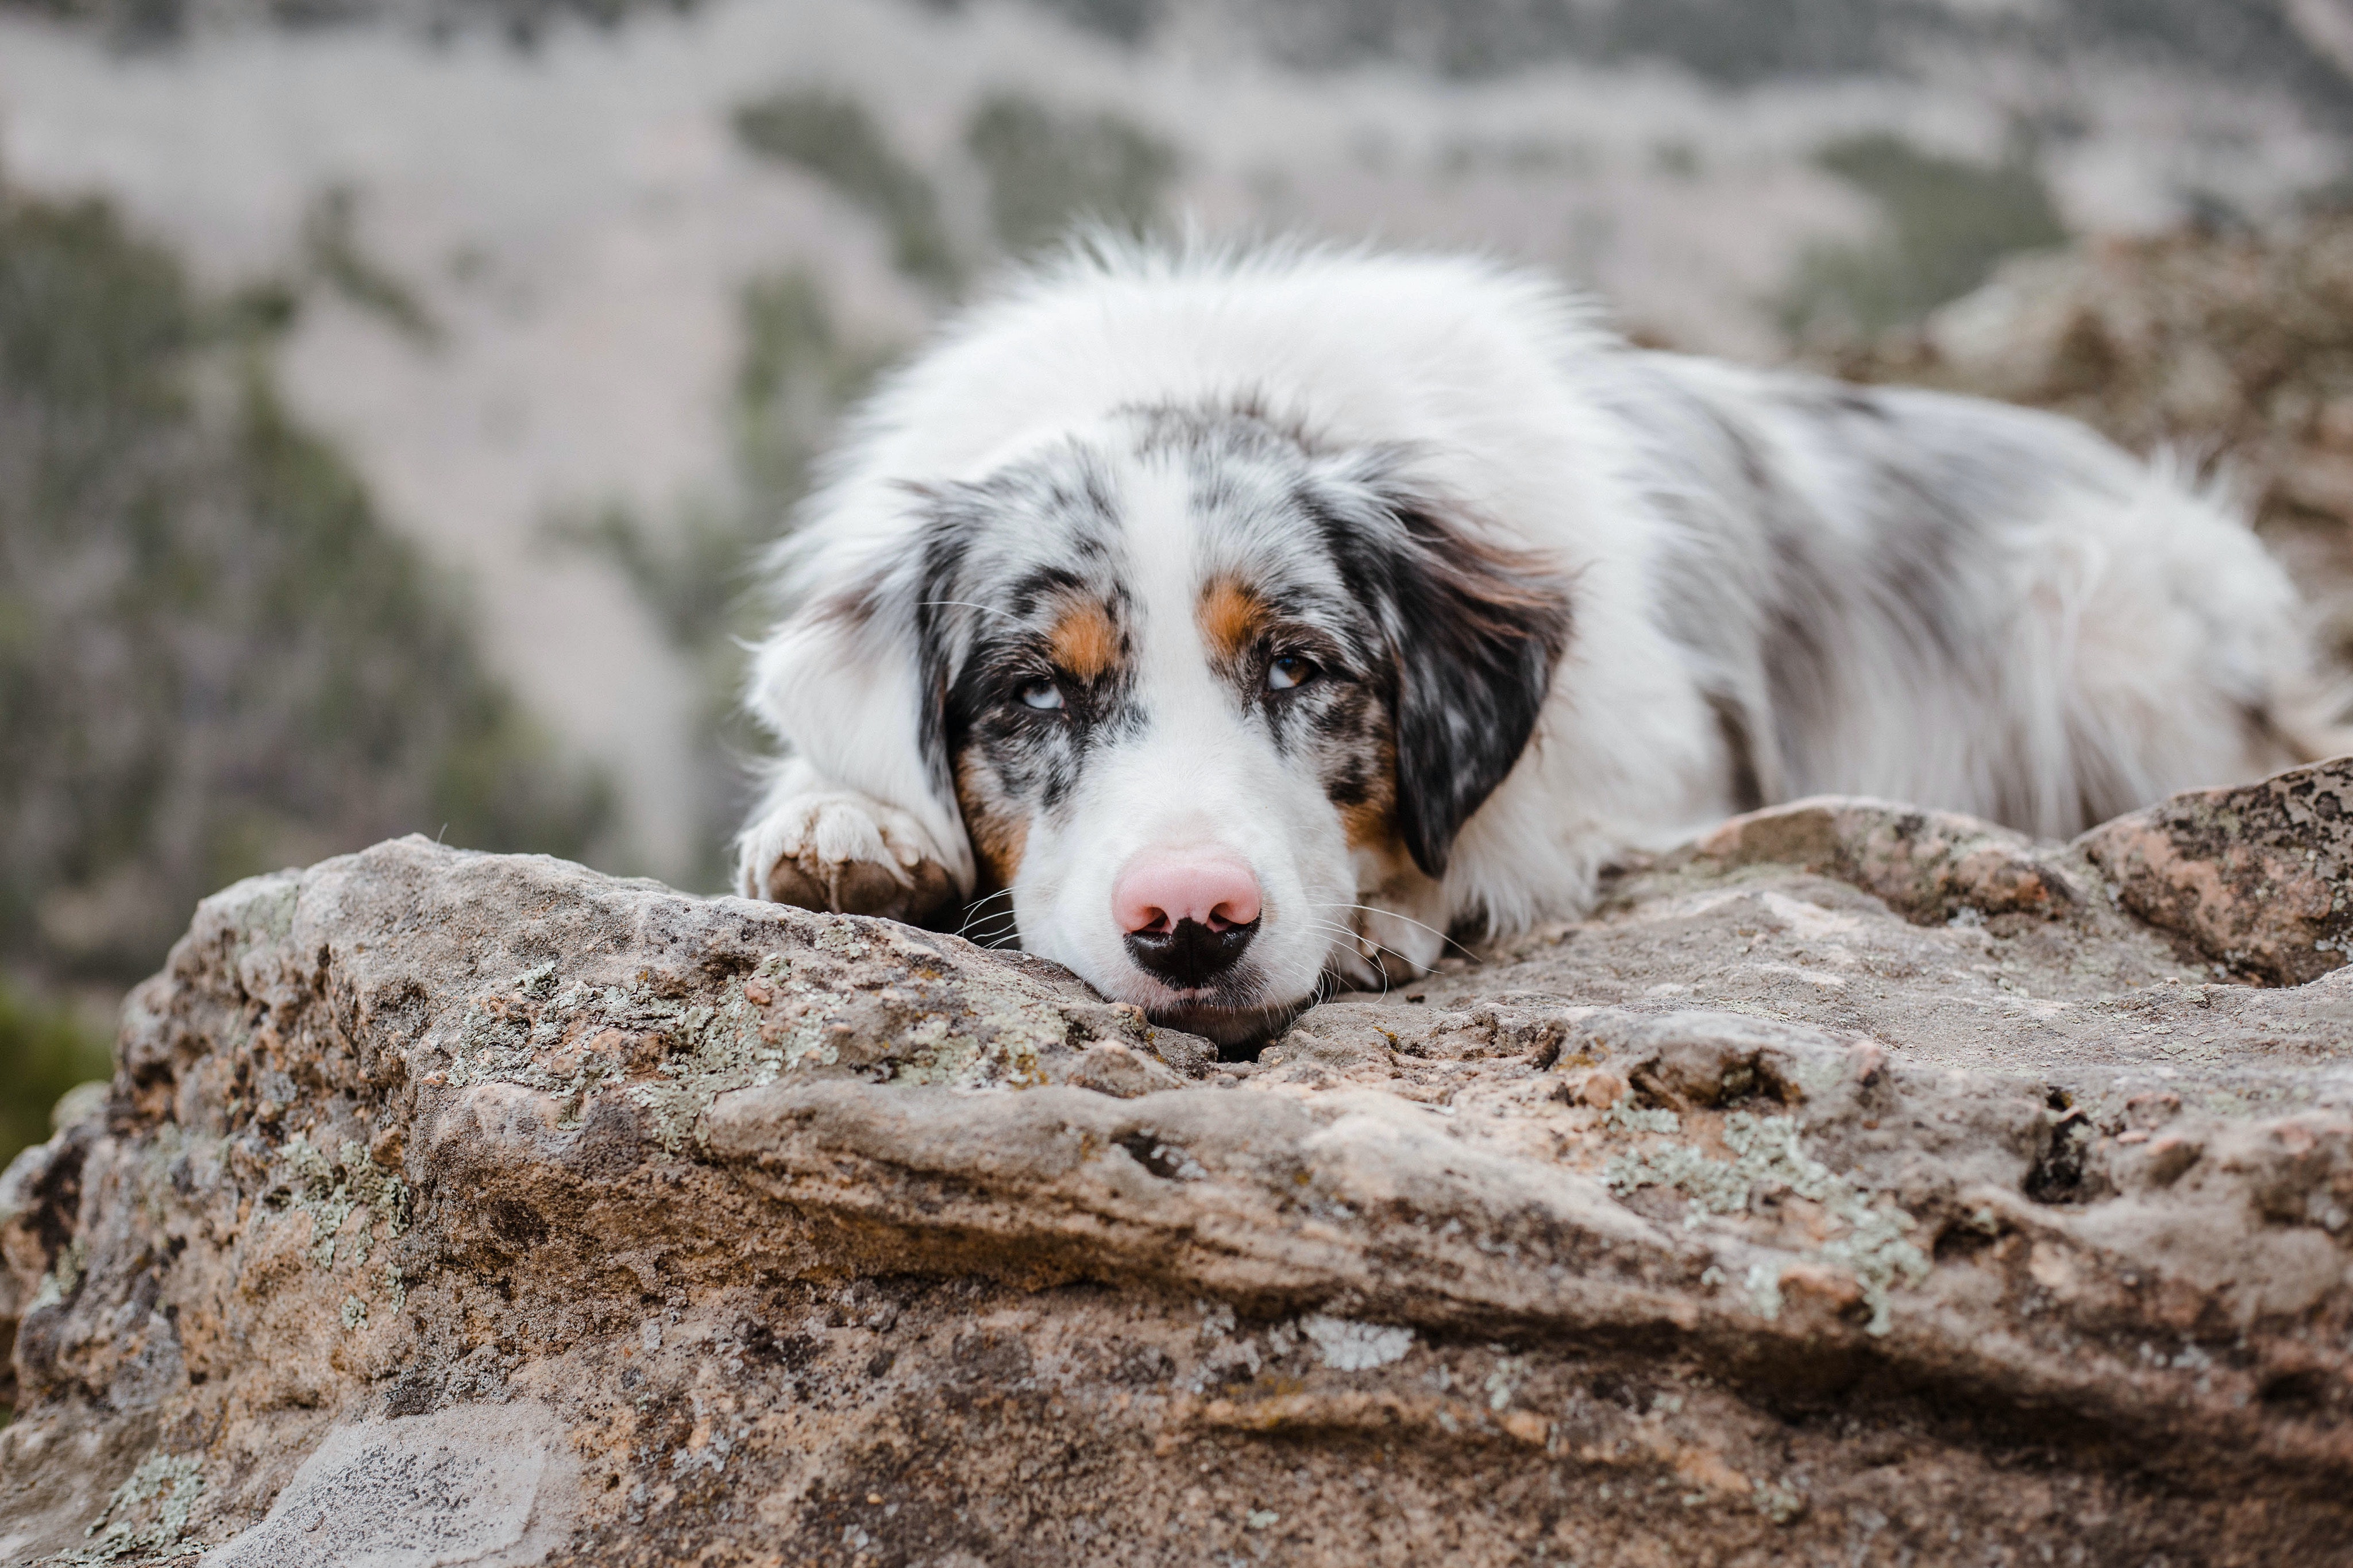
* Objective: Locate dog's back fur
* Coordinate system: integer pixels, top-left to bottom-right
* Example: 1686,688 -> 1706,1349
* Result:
737,240 -> 2332,1032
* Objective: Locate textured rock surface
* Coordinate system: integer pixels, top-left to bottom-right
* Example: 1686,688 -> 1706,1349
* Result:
2081,761 -> 2353,987
6,764 -> 2353,1566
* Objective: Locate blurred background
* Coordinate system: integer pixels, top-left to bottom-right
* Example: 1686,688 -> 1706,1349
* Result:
9,0 -> 2353,1165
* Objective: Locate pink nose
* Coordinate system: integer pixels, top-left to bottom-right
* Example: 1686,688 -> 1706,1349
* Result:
1112,849 -> 1263,934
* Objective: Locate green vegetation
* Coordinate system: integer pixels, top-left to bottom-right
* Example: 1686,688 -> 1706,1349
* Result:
733,90 -> 962,294
0,979 -> 111,1170
300,185 -> 442,346
0,0 -> 709,52
0,179 -> 612,1148
966,91 -> 1178,254
734,270 -> 894,521
1781,132 -> 2066,342
1016,0 -> 2353,121
732,85 -> 1178,288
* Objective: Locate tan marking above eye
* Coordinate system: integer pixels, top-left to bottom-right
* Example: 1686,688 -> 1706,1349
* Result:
1197,576 -> 1267,663
1048,601 -> 1121,682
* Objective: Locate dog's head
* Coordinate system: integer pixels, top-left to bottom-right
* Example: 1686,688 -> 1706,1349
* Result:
760,405 -> 1572,1044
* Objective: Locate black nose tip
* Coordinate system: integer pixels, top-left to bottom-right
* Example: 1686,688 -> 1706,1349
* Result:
1124,917 -> 1257,989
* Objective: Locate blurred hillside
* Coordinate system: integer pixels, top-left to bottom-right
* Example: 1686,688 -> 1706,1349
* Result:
5,0 -> 2353,1158
0,177 -> 611,1161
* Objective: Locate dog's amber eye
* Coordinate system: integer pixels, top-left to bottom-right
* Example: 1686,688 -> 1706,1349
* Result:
1019,678 -> 1066,711
1266,654 -> 1318,692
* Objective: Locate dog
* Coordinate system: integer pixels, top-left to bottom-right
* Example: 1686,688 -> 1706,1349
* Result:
734,238 -> 2332,1045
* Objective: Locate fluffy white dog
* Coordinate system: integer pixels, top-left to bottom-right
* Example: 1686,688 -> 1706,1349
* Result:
735,240 -> 2332,1044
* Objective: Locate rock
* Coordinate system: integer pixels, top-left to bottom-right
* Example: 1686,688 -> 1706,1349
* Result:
1681,794 -> 2081,925
5,813 -> 2353,1565
202,1402 -> 577,1568
2079,756 -> 2353,985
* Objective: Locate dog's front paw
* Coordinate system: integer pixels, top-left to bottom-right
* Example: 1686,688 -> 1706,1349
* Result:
736,791 -> 959,924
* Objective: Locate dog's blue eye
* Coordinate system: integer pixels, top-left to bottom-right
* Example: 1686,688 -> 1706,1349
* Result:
1019,679 -> 1065,711
1267,655 -> 1317,692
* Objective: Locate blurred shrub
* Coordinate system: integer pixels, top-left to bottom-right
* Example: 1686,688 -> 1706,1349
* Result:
733,90 -> 963,294
1781,133 -> 2065,342
732,269 -> 896,514
0,980 -> 110,1171
995,0 -> 1895,77
0,183 -> 613,994
965,92 -> 1178,254
732,80 -> 1178,293
0,0 -> 706,51
1009,0 -> 2353,114
300,186 -> 442,345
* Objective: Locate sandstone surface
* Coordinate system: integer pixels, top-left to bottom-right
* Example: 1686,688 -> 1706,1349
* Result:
7,764 -> 2353,1565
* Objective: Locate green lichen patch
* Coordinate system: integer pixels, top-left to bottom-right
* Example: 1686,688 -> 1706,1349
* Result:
67,1452 -> 204,1564
438,943 -> 1091,1153
1604,1110 -> 1928,1334
626,952 -> 1063,1149
627,975 -> 794,1154
1752,1476 -> 1808,1525
30,1233 -> 87,1311
273,1134 -> 409,1268
210,872 -> 299,959
1603,1102 -> 1685,1137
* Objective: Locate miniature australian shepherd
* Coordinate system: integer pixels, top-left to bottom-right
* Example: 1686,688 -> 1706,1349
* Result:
734,239 -> 2332,1045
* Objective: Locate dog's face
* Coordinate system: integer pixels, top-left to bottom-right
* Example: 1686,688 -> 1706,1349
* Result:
793,408 -> 1569,1044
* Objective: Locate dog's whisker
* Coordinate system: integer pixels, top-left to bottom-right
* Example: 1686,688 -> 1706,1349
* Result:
1299,920 -> 1434,977
954,887 -> 1019,940
1301,917 -> 1404,960
1298,918 -> 1422,988
956,913 -> 1021,944
1307,901 -> 1478,960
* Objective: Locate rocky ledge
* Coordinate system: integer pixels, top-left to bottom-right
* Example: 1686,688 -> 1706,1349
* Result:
6,764 -> 2353,1566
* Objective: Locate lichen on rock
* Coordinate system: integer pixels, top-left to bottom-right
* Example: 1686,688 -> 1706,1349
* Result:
3,795 -> 2352,1563
2080,756 -> 2353,985
272,1133 -> 408,1266
68,1454 -> 204,1566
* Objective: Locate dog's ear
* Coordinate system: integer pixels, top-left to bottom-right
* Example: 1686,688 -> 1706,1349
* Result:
1310,451 -> 1574,879
744,504 -> 977,898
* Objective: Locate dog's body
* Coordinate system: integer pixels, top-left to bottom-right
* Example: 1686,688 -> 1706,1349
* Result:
736,241 -> 2327,1043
